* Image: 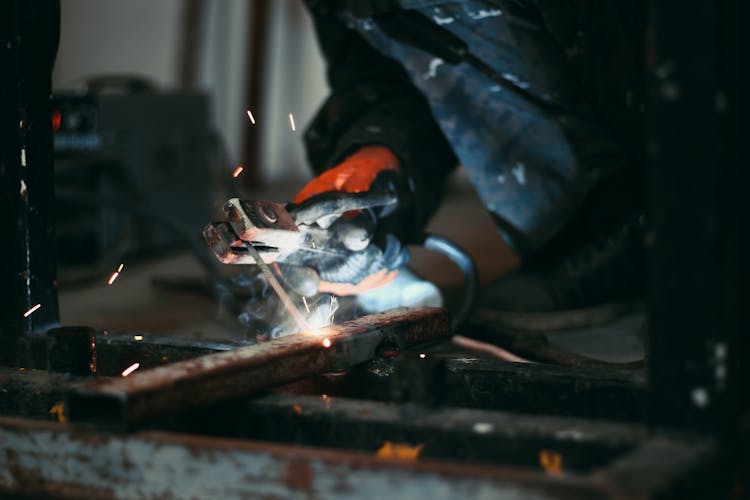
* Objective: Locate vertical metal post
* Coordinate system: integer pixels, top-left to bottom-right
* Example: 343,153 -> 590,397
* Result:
0,0 -> 60,364
241,0 -> 271,189
647,0 -> 747,432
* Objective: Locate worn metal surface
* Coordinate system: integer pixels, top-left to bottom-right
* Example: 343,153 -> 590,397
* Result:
433,356 -> 644,420
0,367 -> 70,421
16,329 -> 249,377
1,351 -> 645,425
0,415 -> 589,500
0,366 -> 644,470
440,357 -> 646,421
0,414 -> 718,500
233,393 -> 642,472
46,326 -> 97,375
296,353 -> 647,421
67,308 -> 451,429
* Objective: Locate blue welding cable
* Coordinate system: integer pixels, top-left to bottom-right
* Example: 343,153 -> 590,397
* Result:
421,233 -> 478,331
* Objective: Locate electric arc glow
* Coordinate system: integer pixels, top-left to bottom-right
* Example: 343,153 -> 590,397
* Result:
322,338 -> 332,348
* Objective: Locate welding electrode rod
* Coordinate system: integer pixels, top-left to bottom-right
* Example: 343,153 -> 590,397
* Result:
244,242 -> 312,333
66,307 -> 451,430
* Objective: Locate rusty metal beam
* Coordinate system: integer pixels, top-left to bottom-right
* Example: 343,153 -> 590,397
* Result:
231,393 -> 643,472
67,308 -> 451,430
16,328 -> 250,376
0,414 -> 720,499
1,352 -> 646,427
0,415 -> 593,499
312,354 -> 647,422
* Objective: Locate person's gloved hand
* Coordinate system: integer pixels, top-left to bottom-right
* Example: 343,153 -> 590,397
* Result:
293,145 -> 407,295
294,145 -> 399,202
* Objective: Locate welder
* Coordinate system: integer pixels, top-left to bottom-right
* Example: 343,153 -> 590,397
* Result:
289,0 -> 647,331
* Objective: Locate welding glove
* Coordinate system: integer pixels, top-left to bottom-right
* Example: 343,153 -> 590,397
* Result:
292,146 -> 409,295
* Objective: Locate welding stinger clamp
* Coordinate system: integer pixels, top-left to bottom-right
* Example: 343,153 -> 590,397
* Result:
203,189 -> 403,296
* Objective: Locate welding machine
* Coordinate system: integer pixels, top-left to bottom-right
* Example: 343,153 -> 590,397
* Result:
52,85 -> 214,271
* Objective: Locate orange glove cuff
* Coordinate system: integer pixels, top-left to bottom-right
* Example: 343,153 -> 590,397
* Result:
294,146 -> 399,204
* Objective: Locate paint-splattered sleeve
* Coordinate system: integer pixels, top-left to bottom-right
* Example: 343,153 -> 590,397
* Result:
303,4 -> 458,241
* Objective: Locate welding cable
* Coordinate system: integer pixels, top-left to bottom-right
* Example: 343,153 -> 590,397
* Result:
420,233 -> 477,331
55,188 -> 232,294
452,334 -> 531,363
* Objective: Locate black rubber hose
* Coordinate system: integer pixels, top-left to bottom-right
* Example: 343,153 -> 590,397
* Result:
421,233 -> 477,331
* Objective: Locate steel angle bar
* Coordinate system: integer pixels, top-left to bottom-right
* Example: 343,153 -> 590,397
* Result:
67,307 -> 451,430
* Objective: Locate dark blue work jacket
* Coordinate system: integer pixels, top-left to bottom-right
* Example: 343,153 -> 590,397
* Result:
304,0 -> 644,257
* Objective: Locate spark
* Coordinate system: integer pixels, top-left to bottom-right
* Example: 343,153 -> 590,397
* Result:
329,296 -> 337,324
133,335 -> 143,341
322,338 -> 332,348
304,296 -> 339,332
23,304 -> 41,317
289,113 -> 296,131
302,296 -> 310,313
419,353 -> 426,359
246,109 -> 256,124
232,165 -> 244,178
108,263 -> 125,285
121,362 -> 140,377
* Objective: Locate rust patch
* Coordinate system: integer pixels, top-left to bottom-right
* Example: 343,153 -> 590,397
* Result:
284,460 -> 314,492
539,449 -> 563,476
49,402 -> 66,423
376,441 -> 424,461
